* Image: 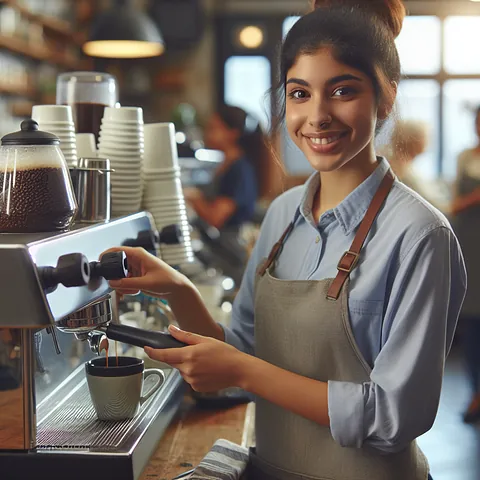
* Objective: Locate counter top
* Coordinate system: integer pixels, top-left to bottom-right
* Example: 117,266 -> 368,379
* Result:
140,397 -> 254,480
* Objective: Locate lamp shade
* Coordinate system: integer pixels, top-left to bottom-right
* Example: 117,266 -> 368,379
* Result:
83,2 -> 165,59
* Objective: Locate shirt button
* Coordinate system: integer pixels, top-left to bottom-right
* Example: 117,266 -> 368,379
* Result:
315,236 -> 320,244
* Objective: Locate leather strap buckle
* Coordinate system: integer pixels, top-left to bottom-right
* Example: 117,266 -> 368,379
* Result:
337,251 -> 359,273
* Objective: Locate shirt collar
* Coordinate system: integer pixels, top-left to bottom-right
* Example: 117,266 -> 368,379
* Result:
296,157 -> 392,235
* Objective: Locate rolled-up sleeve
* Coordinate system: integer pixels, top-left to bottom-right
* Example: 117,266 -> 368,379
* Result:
328,225 -> 467,453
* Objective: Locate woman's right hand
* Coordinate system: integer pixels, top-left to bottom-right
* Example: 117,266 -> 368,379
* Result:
100,247 -> 188,299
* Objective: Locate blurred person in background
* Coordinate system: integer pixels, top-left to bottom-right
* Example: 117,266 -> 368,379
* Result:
451,106 -> 480,423
389,120 -> 450,213
184,105 -> 273,286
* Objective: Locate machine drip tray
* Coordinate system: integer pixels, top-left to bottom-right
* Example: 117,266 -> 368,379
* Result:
38,377 -> 162,451
0,368 -> 185,480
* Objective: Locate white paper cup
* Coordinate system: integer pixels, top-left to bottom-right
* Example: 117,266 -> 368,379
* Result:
32,104 -> 73,123
144,178 -> 183,198
75,133 -> 97,158
144,123 -> 179,170
103,106 -> 143,123
99,130 -> 144,140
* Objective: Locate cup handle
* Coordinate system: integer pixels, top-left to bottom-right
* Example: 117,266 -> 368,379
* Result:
140,369 -> 165,405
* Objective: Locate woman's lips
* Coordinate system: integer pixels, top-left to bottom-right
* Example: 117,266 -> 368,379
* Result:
303,132 -> 348,154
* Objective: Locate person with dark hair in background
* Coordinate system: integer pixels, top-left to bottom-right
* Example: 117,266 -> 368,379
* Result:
104,2 -> 465,478
185,105 -> 272,286
451,106 -> 480,423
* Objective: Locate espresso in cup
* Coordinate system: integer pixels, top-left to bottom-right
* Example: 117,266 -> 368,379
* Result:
85,356 -> 164,421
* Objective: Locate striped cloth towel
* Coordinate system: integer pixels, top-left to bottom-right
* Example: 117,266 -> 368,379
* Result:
188,439 -> 249,480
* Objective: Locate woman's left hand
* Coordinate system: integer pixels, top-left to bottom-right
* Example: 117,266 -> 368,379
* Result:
144,325 -> 249,392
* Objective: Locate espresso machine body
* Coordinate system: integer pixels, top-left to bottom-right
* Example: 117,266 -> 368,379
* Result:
0,212 -> 184,480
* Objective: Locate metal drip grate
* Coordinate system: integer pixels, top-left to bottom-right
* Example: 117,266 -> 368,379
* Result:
37,379 -> 155,450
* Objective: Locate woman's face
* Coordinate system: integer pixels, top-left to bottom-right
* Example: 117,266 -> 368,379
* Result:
204,113 -> 239,151
285,49 -> 389,173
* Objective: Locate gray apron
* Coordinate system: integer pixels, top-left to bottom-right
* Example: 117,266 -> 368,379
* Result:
249,170 -> 429,480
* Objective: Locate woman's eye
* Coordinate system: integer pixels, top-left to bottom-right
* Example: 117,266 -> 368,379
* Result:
333,87 -> 355,97
288,89 -> 308,100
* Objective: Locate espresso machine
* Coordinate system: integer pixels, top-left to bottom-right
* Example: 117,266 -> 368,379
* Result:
0,213 -> 186,479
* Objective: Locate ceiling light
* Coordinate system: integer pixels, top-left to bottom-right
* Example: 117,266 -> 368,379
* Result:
83,0 -> 164,59
238,26 -> 264,49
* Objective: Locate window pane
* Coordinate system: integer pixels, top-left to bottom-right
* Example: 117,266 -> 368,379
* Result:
444,17 -> 480,74
224,56 -> 271,129
383,80 -> 440,180
283,16 -> 300,38
395,16 -> 441,75
443,80 -> 480,180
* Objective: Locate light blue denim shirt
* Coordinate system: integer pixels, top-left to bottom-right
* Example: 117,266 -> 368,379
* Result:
223,157 -> 467,454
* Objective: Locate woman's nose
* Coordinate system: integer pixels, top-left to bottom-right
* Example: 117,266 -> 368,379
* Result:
307,99 -> 333,129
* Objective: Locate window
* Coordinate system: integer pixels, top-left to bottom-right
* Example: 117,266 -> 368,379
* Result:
395,16 -> 441,75
443,80 -> 480,179
444,17 -> 480,74
224,56 -> 271,129
283,16 -> 300,38
396,80 -> 440,180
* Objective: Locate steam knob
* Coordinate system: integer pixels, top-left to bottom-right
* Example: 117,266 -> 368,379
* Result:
123,229 -> 158,251
89,251 -> 128,280
159,224 -> 183,245
39,253 -> 90,293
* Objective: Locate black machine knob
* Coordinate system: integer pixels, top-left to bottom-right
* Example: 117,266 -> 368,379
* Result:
159,224 -> 183,245
123,229 -> 158,251
89,251 -> 128,280
39,253 -> 90,293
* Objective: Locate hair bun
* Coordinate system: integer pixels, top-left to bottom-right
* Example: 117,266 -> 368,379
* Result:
311,0 -> 406,38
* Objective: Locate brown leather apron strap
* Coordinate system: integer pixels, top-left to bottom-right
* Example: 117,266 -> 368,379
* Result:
257,221 -> 296,277
327,170 -> 395,300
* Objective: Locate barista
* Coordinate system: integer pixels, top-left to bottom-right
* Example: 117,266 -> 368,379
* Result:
104,2 -> 465,479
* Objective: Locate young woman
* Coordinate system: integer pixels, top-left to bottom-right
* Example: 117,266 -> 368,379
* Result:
105,3 -> 466,479
184,105 -> 271,284
451,106 -> 480,423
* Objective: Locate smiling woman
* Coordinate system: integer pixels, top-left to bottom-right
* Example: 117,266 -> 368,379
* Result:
104,3 -> 464,480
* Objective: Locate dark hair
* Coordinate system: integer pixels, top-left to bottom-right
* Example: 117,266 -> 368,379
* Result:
271,6 -> 401,136
311,0 -> 406,38
216,104 -> 274,198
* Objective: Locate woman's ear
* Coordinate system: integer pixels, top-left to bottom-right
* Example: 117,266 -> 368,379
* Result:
377,81 -> 398,120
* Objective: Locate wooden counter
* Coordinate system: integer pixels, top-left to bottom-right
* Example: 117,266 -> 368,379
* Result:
140,397 -> 255,480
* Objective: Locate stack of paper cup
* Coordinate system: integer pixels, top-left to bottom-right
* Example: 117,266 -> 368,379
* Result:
143,123 -> 194,267
98,107 -> 144,217
31,105 -> 77,166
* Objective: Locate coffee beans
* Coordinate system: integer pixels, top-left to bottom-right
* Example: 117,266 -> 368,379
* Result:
0,166 -> 77,232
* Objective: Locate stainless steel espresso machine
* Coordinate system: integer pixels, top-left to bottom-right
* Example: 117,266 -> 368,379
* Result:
0,213 -> 185,480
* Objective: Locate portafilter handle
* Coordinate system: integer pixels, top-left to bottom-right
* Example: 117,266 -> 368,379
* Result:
100,323 -> 187,349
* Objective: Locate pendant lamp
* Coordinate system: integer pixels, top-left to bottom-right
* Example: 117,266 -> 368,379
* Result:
83,0 -> 165,59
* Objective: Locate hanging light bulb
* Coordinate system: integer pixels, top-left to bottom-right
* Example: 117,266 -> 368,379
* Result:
83,0 -> 165,59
